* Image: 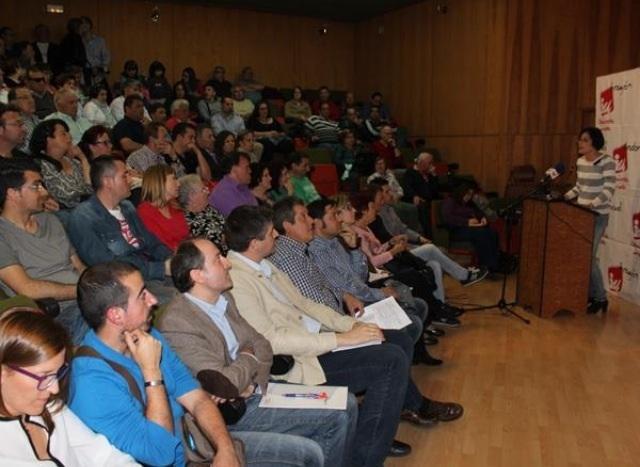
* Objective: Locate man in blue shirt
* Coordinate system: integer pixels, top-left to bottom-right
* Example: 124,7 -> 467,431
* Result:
69,261 -> 323,467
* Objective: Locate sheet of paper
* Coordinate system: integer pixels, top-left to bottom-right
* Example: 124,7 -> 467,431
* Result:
368,270 -> 391,282
358,297 -> 412,330
258,382 -> 348,410
332,340 -> 382,352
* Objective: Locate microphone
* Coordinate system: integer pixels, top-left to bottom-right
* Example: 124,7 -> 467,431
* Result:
540,162 -> 566,184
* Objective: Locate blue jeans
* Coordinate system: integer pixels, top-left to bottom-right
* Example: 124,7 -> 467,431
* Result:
319,343 -> 409,467
57,301 -> 89,345
229,392 -> 358,467
590,214 -> 609,301
397,297 -> 427,343
232,431 -> 324,467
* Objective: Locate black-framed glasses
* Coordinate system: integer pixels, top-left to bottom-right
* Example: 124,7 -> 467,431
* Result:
7,363 -> 69,390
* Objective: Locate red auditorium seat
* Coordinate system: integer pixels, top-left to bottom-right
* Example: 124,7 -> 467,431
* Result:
310,164 -> 339,197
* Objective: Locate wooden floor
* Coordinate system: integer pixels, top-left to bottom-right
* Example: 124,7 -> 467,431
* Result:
390,275 -> 640,467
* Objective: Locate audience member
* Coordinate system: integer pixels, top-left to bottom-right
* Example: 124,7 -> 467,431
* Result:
401,151 -> 439,237
231,85 -> 254,120
363,91 -> 392,121
212,96 -> 246,135
178,174 -> 228,254
267,160 -> 294,203
214,130 -> 237,163
67,156 -> 174,302
210,65 -> 232,98
198,81 -> 221,122
195,123 -> 223,181
367,156 -> 403,201
78,124 -> 112,160
148,102 -> 167,124
340,105 -> 367,142
333,128 -> 362,189
160,238 -> 355,466
0,103 -> 28,158
165,98 -> 195,131
0,159 -> 88,342
235,66 -> 264,103
305,101 -> 340,149
249,162 -> 272,206
372,124 -> 403,169
311,86 -> 341,120
209,152 -> 257,216
126,122 -> 171,173
26,66 -> 56,119
80,16 -> 110,79
118,60 -> 145,89
137,165 -> 189,251
32,24 -> 61,71
3,59 -> 24,88
236,129 -> 264,163
83,84 -> 116,127
363,105 -> 386,142
171,122 -> 211,181
14,41 -> 36,72
442,183 -> 500,272
109,80 -> 149,122
177,67 -> 203,104
112,94 -> 145,154
284,85 -> 311,123
44,89 -> 92,144
287,152 -> 321,204
0,309 -> 137,465
30,119 -> 92,209
58,18 -> 87,80
70,261 -> 244,467
247,100 -> 293,163
145,60 -> 172,105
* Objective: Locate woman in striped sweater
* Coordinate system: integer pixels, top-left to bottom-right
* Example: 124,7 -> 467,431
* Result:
564,127 -> 616,314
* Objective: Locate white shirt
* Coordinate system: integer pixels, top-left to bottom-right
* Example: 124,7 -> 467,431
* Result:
0,404 -> 139,466
84,100 -> 117,127
110,96 -> 150,123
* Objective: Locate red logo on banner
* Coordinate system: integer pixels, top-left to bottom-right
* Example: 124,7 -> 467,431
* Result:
608,265 -> 624,292
613,144 -> 628,173
600,87 -> 614,116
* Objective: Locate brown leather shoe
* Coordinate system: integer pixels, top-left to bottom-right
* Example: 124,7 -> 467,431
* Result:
400,409 -> 438,426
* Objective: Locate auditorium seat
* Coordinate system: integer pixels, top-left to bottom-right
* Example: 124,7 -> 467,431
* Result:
309,163 -> 339,197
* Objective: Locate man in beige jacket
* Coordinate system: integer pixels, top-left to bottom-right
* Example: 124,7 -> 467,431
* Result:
158,238 -> 357,467
225,205 -> 421,466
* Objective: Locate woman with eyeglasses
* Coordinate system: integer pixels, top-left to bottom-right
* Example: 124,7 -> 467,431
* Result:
78,125 -> 112,160
177,174 -> 228,254
0,308 -> 139,466
30,119 -> 92,209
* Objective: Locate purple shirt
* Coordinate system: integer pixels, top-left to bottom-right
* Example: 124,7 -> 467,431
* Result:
208,175 -> 258,217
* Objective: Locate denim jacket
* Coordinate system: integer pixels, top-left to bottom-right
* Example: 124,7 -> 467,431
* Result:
68,195 -> 171,280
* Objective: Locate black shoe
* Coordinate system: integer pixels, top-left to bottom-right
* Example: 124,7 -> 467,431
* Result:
432,316 -> 461,328
388,439 -> 412,457
424,334 -> 439,346
420,397 -> 464,422
400,409 -> 438,427
587,299 -> 608,314
425,327 -> 445,337
443,303 -> 465,318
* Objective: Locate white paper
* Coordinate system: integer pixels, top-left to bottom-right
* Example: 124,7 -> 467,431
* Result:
358,297 -> 412,330
368,270 -> 391,282
332,340 -> 382,352
258,382 -> 348,410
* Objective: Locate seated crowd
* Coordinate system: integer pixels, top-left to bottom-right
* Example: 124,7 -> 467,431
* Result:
0,18 -> 507,467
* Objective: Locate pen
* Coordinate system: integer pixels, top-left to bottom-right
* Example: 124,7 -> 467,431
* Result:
282,392 -> 329,400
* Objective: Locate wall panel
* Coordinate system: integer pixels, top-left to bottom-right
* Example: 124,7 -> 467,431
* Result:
2,0 -> 354,88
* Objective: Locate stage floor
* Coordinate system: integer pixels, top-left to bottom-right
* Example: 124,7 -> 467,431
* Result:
390,274 -> 640,467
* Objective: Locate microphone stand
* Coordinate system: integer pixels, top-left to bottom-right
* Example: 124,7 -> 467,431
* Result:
462,181 -> 554,324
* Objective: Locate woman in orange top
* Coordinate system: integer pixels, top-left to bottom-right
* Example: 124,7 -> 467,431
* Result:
137,165 -> 189,251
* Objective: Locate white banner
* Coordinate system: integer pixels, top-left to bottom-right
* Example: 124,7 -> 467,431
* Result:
596,68 -> 640,305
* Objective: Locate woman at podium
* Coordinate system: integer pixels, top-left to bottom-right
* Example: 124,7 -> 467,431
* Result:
564,127 -> 616,314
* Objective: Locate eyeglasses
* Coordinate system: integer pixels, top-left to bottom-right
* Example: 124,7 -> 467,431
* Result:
25,181 -> 47,192
7,363 -> 70,390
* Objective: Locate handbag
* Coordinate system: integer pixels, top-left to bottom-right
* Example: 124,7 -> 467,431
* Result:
74,346 -> 246,466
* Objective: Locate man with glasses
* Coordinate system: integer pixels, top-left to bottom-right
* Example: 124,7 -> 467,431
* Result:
0,158 -> 89,343
25,66 -> 56,119
8,87 -> 40,154
0,104 -> 27,159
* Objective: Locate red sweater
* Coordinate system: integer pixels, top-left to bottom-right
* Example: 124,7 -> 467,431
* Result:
372,140 -> 403,169
137,202 -> 190,251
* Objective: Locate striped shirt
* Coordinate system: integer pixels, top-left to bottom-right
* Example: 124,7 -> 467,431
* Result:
565,154 -> 616,215
305,115 -> 339,144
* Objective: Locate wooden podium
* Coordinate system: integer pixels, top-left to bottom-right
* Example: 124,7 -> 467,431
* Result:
517,198 -> 596,318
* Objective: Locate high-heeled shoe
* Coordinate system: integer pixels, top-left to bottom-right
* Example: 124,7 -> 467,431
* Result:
587,299 -> 608,314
